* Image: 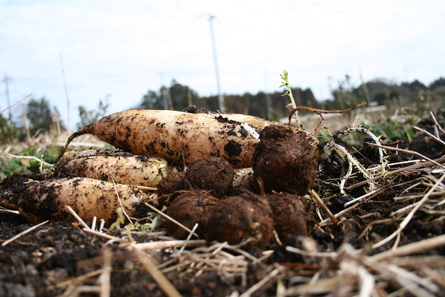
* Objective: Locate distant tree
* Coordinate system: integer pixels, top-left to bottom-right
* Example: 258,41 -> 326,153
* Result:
138,90 -> 164,110
26,97 -> 53,136
402,80 -> 427,93
167,80 -> 200,110
0,113 -> 22,145
331,75 -> 366,110
429,77 -> 445,91
137,80 -> 200,111
77,96 -> 110,129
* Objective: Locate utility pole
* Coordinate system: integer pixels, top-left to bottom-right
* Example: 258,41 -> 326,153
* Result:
264,70 -> 272,118
60,54 -> 71,133
3,73 -> 12,121
160,72 -> 173,110
208,14 -> 224,112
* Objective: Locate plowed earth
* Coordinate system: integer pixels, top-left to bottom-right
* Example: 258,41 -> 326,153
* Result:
1,117 -> 445,297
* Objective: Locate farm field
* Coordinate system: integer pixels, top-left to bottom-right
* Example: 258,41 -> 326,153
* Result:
1,106 -> 445,297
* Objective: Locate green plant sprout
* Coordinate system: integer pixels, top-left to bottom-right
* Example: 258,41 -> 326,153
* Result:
280,69 -> 302,128
108,207 -> 165,235
280,70 -> 388,195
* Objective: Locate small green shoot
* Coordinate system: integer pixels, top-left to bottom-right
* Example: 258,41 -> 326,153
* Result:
280,69 -> 302,128
108,207 -> 126,231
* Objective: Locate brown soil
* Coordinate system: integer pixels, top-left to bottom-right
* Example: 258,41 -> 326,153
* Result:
1,118 -> 445,297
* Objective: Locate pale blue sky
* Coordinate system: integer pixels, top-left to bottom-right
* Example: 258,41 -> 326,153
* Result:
1,0 -> 444,129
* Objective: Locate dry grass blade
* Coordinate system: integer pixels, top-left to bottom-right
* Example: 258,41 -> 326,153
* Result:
2,220 -> 48,247
239,268 -> 281,297
135,239 -> 206,251
99,248 -> 112,297
372,172 -> 445,249
49,269 -> 106,290
132,246 -> 182,297
0,206 -> 20,215
82,228 -> 124,242
286,246 -> 337,258
284,276 -> 342,295
144,202 -> 199,239
59,285 -> 100,297
372,234 -> 445,262
414,125 -> 445,146
346,155 -> 445,191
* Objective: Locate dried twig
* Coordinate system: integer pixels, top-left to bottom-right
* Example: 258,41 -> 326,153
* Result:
414,126 -> 445,146
367,143 -> 445,169
66,205 -> 90,230
309,189 -> 338,225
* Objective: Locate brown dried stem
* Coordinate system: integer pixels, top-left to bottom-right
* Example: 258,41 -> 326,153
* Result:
288,102 -> 367,134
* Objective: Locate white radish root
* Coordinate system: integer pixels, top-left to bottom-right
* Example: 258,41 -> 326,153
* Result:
56,152 -> 176,187
10,177 -> 152,225
58,110 -> 284,168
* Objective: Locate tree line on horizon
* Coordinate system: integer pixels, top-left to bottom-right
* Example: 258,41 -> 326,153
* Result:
135,76 -> 445,119
1,75 -> 444,145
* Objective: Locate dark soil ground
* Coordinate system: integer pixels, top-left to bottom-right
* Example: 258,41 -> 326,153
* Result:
1,118 -> 445,297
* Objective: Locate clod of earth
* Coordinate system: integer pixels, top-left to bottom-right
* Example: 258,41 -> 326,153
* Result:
267,193 -> 315,242
253,125 -> 319,195
165,189 -> 220,240
184,157 -> 234,198
156,171 -> 187,207
206,190 -> 274,249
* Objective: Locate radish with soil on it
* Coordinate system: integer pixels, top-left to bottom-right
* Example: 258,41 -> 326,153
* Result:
55,150 -> 176,187
56,110 -> 285,168
0,177 -> 153,225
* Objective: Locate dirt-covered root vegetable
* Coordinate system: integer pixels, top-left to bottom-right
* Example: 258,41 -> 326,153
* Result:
206,191 -> 274,249
59,110 -> 281,168
165,190 -> 219,239
11,177 -> 152,225
223,113 -> 282,131
253,125 -> 319,195
184,157 -> 234,197
156,171 -> 186,195
55,152 -> 175,187
267,193 -> 315,243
